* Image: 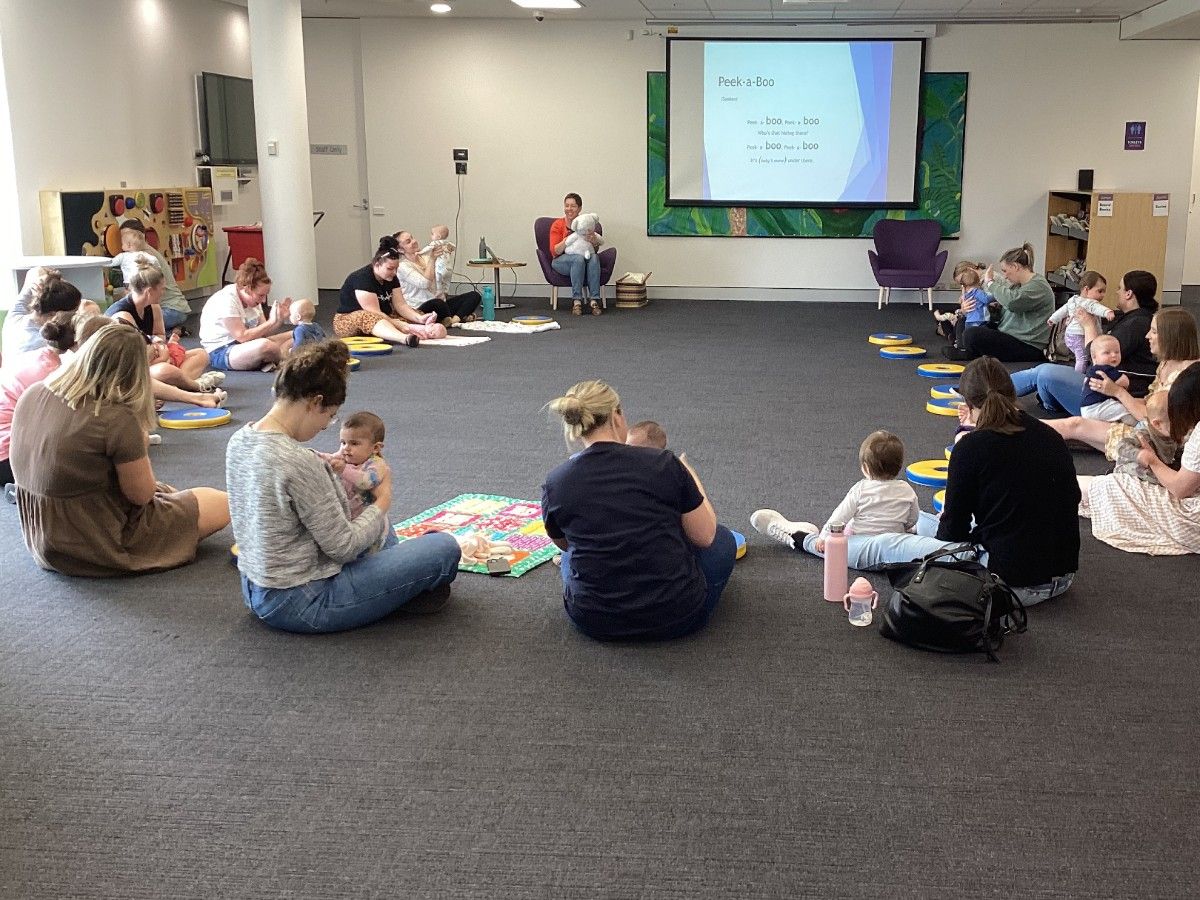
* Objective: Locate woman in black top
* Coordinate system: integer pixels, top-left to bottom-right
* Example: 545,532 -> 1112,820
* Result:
936,357 -> 1080,603
774,357 -> 1080,605
333,236 -> 430,346
105,264 -> 225,402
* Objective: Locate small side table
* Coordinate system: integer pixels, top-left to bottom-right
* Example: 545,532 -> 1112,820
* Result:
466,259 -> 526,311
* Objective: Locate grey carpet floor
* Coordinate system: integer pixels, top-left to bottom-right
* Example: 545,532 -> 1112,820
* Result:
2,297 -> 1197,899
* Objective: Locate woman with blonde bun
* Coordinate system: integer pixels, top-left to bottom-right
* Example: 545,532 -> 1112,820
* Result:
541,380 -> 736,641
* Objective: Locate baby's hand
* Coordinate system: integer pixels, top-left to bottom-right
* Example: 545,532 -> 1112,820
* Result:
815,538 -> 826,554
328,456 -> 346,474
1105,309 -> 1116,321
956,403 -> 970,427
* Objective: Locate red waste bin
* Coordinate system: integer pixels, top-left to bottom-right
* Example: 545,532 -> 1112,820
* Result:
222,225 -> 264,284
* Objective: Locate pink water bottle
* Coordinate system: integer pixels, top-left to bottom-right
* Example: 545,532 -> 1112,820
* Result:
823,522 -> 848,604
843,576 -> 879,627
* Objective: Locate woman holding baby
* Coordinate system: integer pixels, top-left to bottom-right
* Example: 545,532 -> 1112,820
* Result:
392,229 -> 481,325
549,192 -> 603,316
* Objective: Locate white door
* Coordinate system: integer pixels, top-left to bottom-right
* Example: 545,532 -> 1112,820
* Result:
304,19 -> 371,291
1181,73 -> 1200,292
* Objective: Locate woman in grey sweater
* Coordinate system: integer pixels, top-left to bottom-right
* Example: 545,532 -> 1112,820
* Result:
225,340 -> 460,632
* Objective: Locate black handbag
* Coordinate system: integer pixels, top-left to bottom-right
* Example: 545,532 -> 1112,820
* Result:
879,544 -> 1027,662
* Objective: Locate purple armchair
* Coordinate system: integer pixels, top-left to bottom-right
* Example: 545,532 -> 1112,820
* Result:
868,219 -> 948,311
534,217 -> 617,310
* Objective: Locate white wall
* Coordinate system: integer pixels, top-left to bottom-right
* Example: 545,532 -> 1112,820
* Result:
0,0 -> 260,284
353,19 -> 1200,298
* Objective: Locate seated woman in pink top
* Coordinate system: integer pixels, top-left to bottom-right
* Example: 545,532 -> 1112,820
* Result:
0,311 -> 78,487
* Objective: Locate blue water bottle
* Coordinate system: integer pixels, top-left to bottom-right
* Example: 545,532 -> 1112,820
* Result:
481,284 -> 495,321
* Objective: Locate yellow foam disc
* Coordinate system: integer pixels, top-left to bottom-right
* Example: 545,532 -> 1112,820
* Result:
906,459 -> 950,487
157,408 -> 231,429
917,362 -> 966,377
881,345 -> 927,356
926,399 -> 963,416
736,542 -> 747,560
930,384 -> 961,400
868,333 -> 913,346
347,357 -> 361,370
340,336 -> 381,345
231,543 -> 239,557
933,490 -> 947,513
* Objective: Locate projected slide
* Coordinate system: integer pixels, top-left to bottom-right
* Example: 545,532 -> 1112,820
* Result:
668,40 -> 924,207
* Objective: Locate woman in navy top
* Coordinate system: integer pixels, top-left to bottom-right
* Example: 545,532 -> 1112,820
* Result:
541,380 -> 736,641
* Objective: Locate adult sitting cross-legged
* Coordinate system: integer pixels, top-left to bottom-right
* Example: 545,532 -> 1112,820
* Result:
752,357 -> 1079,606
945,243 -> 1055,362
541,380 -> 737,641
199,258 -> 294,371
333,236 -> 444,345
226,339 -> 460,633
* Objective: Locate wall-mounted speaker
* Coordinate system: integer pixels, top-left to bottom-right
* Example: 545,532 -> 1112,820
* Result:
1078,169 -> 1094,192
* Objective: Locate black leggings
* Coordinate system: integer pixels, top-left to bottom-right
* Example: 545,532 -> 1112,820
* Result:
961,325 -> 1045,362
418,290 -> 481,323
0,457 -> 13,486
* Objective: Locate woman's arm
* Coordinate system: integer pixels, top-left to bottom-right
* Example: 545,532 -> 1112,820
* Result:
1139,438 -> 1200,500
678,456 -> 717,548
550,220 -> 569,257
115,454 -> 157,506
991,279 -> 1052,313
1076,308 -> 1102,346
151,305 -> 165,341
1086,371 -> 1147,421
223,302 -> 285,344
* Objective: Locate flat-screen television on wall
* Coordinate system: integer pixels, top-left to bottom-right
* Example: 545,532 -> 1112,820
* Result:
196,72 -> 257,166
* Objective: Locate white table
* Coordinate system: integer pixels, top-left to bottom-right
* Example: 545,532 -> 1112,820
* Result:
3,255 -> 112,307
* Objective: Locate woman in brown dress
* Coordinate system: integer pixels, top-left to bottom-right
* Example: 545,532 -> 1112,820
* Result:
9,323 -> 230,577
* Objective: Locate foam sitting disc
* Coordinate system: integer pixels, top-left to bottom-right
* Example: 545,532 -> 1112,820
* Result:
932,490 -> 946,514
349,343 -> 394,357
732,530 -> 747,561
926,397 -> 964,416
158,407 -> 231,429
230,543 -> 239,566
347,357 -> 361,370
917,362 -> 965,378
868,332 -> 913,346
945,444 -> 954,460
512,315 -> 553,326
340,336 -> 381,346
929,383 -> 961,400
880,345 -> 927,360
906,459 -> 950,487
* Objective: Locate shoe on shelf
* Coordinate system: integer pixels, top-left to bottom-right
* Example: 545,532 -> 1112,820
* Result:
196,371 -> 226,391
750,509 -> 817,550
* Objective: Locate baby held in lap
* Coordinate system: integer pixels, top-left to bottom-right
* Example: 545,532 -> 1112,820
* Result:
1111,391 -> 1177,485
1081,335 -> 1136,425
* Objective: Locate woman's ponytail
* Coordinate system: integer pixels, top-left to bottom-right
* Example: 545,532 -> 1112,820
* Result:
958,356 -> 1024,435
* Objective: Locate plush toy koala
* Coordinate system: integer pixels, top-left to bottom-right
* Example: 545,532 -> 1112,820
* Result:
564,212 -> 602,260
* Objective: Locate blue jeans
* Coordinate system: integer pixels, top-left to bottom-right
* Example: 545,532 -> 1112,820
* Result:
551,253 -> 601,301
801,511 -> 967,570
160,306 -> 189,330
802,513 -> 1075,605
562,524 -> 738,641
1010,363 -> 1085,415
241,531 -> 460,633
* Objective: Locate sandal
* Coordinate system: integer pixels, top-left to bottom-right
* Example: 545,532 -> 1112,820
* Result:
590,301 -> 602,316
572,300 -> 583,316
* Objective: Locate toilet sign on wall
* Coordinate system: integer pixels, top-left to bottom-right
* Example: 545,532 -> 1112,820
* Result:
1124,121 -> 1146,151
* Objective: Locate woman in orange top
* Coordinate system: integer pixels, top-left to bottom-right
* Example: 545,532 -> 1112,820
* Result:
549,192 -> 603,316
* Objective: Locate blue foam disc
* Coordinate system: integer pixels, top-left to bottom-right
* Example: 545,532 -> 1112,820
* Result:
732,529 -> 747,560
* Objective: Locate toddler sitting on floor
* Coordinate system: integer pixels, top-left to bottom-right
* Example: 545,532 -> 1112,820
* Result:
751,430 -> 919,554
289,298 -> 326,347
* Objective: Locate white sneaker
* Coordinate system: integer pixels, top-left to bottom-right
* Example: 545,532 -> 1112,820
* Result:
197,371 -> 226,391
750,509 -> 818,550
148,433 -> 163,446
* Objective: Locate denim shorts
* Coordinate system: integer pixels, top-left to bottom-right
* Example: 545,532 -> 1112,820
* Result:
208,342 -> 237,370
